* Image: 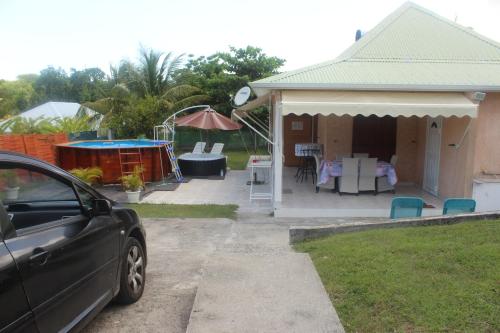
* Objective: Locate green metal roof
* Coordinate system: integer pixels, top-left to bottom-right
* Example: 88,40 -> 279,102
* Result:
250,2 -> 500,95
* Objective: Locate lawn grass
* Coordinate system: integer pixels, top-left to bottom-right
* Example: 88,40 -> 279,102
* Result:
295,220 -> 500,332
126,203 -> 238,219
225,148 -> 268,170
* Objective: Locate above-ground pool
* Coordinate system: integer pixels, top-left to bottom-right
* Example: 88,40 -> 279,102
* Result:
56,140 -> 171,184
178,153 -> 226,177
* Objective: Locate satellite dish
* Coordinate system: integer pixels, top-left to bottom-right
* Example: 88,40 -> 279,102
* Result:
234,86 -> 251,106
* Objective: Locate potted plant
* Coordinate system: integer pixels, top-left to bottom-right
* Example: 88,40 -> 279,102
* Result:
3,170 -> 20,200
69,167 -> 103,186
120,166 -> 144,203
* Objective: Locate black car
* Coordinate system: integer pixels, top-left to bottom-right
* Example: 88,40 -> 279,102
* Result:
0,151 -> 147,332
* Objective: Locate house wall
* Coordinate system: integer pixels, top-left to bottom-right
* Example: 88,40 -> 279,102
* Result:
438,117 -> 475,198
473,93 -> 500,174
395,117 -> 418,183
415,117 -> 427,187
317,115 -> 353,160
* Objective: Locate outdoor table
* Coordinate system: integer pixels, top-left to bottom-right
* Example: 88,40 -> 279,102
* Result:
318,160 -> 398,185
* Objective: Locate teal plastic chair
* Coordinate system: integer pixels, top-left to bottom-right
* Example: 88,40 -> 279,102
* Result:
390,197 -> 424,219
443,198 -> 476,215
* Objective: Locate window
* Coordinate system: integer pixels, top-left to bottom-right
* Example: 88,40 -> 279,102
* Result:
0,168 -> 77,204
74,185 -> 95,210
0,166 -> 82,231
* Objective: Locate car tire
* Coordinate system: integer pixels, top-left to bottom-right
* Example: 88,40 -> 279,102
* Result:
115,237 -> 146,304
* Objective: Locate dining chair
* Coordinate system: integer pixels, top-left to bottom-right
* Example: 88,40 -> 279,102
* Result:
339,158 -> 359,195
390,155 -> 398,167
353,153 -> 369,158
390,197 -> 424,219
359,158 -> 377,193
442,198 -> 476,215
376,176 -> 395,193
313,154 -> 336,193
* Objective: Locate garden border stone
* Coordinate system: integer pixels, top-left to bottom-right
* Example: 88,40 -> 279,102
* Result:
289,211 -> 500,243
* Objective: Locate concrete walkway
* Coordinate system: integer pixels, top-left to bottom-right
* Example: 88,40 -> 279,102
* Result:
187,222 -> 344,333
84,218 -> 344,332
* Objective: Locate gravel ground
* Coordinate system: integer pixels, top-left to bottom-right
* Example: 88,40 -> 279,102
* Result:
83,218 -> 233,333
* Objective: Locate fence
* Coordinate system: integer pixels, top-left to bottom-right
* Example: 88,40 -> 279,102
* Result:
0,133 -> 68,165
174,128 -> 269,151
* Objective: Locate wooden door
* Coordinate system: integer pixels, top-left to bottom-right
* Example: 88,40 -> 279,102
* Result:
352,115 -> 397,162
283,115 -> 313,166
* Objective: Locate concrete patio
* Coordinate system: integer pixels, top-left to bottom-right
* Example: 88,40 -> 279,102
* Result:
142,167 -> 443,219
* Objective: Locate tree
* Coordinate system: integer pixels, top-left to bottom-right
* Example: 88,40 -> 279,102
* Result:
177,46 -> 285,115
34,67 -> 72,102
69,68 -> 107,102
0,79 -> 38,118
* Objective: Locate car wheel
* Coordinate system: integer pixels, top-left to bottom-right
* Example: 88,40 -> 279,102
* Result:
116,237 -> 146,304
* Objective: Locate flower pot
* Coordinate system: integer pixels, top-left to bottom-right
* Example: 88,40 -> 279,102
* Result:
6,187 -> 20,200
126,190 -> 141,203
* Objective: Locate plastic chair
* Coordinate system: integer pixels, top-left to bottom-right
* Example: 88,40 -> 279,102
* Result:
339,158 -> 359,195
192,142 -> 206,154
353,153 -> 369,158
443,198 -> 476,215
314,154 -> 336,193
390,197 -> 424,219
210,143 -> 224,155
359,158 -> 377,193
390,155 -> 398,167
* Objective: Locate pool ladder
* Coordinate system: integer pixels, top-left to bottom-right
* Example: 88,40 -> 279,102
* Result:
164,142 -> 183,182
118,148 -> 145,184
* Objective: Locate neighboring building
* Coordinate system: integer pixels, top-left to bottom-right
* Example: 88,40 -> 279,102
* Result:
12,101 -> 95,120
239,2 -> 500,217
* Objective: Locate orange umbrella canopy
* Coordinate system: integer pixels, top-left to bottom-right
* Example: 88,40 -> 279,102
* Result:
174,107 -> 242,130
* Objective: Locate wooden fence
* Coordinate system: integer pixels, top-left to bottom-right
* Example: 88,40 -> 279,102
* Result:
0,133 -> 68,165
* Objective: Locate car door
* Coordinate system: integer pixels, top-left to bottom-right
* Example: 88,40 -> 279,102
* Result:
0,164 -> 120,333
0,207 -> 38,333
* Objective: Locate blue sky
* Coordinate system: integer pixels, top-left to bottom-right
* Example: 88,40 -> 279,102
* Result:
1,0 -> 499,80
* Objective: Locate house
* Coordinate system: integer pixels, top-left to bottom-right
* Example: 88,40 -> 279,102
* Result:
238,2 -> 500,217
11,101 -> 95,120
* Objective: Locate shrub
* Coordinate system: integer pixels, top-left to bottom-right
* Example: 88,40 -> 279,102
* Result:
70,167 -> 103,185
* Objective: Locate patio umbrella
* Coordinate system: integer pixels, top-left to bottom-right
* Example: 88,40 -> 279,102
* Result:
174,107 -> 242,131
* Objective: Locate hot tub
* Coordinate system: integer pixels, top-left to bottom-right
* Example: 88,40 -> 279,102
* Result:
178,153 -> 226,177
56,140 -> 171,184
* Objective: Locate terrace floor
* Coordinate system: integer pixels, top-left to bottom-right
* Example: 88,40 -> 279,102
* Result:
142,167 -> 443,219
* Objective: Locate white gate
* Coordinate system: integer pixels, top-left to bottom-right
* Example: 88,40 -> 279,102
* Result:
423,117 -> 442,195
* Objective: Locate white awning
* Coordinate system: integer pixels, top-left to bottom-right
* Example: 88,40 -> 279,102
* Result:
281,91 -> 478,118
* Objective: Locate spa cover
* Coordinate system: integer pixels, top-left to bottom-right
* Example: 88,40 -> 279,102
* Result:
175,107 -> 242,130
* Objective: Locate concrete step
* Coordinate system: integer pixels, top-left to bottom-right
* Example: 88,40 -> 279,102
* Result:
186,253 -> 344,333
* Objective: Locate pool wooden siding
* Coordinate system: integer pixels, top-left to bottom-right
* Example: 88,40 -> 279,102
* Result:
56,145 -> 171,184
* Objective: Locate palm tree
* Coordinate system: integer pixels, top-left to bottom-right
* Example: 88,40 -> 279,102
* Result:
137,47 -> 183,97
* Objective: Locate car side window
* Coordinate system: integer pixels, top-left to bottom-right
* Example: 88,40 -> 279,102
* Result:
0,166 -> 82,231
74,185 -> 95,210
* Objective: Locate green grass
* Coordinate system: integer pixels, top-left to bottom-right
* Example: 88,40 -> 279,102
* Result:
126,203 -> 238,219
225,149 -> 268,170
295,220 -> 500,332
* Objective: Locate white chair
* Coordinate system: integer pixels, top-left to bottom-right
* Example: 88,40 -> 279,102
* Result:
192,142 -> 206,154
313,154 -> 336,193
377,176 -> 395,193
210,143 -> 224,155
390,155 -> 398,167
359,158 -> 377,193
353,153 -> 369,158
339,158 -> 359,195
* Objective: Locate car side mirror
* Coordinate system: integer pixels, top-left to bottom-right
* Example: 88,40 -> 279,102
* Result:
92,199 -> 112,216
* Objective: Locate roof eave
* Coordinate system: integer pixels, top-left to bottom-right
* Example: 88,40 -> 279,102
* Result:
249,82 -> 500,96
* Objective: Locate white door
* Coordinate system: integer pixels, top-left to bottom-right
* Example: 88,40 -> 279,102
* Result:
423,117 -> 442,195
